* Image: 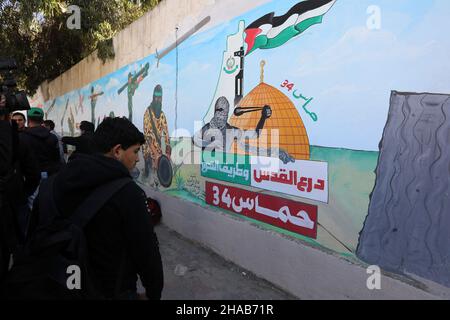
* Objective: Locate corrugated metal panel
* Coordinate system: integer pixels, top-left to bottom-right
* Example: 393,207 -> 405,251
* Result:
357,91 -> 450,287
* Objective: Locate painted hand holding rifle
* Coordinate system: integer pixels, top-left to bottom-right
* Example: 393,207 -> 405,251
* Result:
193,96 -> 294,164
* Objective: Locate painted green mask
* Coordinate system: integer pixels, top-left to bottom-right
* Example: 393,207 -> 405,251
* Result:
151,85 -> 163,118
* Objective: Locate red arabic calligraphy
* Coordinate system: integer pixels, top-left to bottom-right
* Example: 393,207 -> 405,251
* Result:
206,182 -> 318,239
253,169 -> 325,193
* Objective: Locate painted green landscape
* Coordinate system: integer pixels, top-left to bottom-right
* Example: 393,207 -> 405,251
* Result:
148,138 -> 379,256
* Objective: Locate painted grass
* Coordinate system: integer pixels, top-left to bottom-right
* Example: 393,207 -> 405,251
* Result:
160,144 -> 380,257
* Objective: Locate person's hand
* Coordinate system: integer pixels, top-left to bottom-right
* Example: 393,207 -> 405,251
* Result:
279,149 -> 295,164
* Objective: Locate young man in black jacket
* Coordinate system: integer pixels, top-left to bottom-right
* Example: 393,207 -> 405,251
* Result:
32,117 -> 164,299
9,120 -> 40,242
43,120 -> 66,164
62,120 -> 95,160
21,108 -> 61,176
0,96 -> 14,282
1,96 -> 40,281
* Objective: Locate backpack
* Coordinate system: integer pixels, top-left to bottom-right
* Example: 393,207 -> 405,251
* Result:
1,175 -> 132,300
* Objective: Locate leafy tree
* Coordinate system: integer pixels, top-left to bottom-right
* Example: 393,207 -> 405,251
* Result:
0,0 -> 162,94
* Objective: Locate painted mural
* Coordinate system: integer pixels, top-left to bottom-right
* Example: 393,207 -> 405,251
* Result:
36,0 -> 450,286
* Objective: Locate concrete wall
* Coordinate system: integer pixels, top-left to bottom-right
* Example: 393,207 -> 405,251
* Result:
144,185 -> 450,299
33,0 -> 450,298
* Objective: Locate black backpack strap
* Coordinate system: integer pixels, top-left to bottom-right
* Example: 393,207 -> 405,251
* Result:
70,177 -> 133,229
38,176 -> 60,227
71,177 -> 133,299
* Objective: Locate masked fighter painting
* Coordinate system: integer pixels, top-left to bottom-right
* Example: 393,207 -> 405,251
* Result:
142,85 -> 172,186
193,96 -> 295,164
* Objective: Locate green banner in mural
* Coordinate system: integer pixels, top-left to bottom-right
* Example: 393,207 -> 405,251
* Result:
201,151 -> 251,185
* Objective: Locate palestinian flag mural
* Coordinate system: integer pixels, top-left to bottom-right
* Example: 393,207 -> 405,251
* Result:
244,0 -> 337,55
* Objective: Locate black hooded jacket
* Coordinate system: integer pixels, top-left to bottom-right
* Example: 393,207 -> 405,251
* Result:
0,121 -> 14,277
1,121 -> 39,254
31,153 -> 163,299
0,121 -> 12,177
20,126 -> 61,175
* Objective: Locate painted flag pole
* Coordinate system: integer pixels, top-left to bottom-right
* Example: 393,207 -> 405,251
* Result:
202,0 -> 337,124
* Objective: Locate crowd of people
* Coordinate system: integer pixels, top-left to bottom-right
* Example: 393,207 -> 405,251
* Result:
0,95 -> 164,300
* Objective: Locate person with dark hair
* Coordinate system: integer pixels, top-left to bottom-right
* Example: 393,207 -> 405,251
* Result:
28,117 -> 163,299
11,112 -> 26,132
43,120 -> 66,164
9,120 -> 40,242
62,120 -> 95,159
1,97 -> 40,284
20,108 -> 61,211
93,117 -> 144,153
21,108 -> 61,176
42,120 -> 55,131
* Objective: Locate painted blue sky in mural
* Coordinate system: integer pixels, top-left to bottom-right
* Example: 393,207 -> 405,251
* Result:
45,0 -> 450,152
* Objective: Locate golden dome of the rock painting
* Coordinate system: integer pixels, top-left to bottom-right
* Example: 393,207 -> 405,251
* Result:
229,62 -> 310,160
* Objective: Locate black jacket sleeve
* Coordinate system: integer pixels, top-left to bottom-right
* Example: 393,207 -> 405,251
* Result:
0,121 -> 12,176
118,184 -> 164,300
18,136 -> 40,197
61,136 -> 82,147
